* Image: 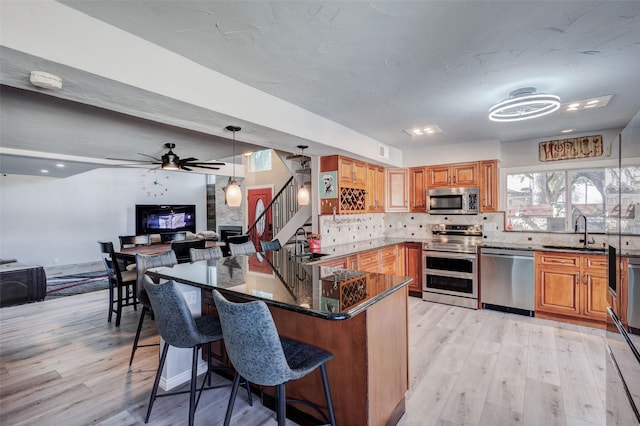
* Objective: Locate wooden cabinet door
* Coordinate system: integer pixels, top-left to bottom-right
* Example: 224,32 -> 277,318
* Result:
535,252 -> 581,316
480,160 -> 498,212
379,246 -> 398,275
353,160 -> 367,187
427,165 -> 451,187
404,243 -> 422,296
452,162 -> 478,186
319,257 -> 349,269
338,157 -> 355,185
582,255 -> 608,321
583,269 -> 608,321
366,165 -> 385,212
536,268 -> 581,316
409,167 -> 427,212
387,168 -> 408,211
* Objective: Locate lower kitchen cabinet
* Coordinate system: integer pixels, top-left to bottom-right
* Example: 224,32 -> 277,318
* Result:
404,243 -> 422,297
534,252 -> 607,326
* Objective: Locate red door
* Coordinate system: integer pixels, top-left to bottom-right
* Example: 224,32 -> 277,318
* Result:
247,188 -> 273,273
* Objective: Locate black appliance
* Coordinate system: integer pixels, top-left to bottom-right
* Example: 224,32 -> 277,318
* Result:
606,110 -> 640,424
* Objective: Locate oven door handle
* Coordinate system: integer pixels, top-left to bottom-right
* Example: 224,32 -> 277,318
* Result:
423,251 -> 477,260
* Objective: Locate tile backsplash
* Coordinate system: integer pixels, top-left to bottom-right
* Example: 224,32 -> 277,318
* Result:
319,212 -> 640,250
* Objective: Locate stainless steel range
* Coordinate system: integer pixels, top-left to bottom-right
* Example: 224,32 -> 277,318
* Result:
423,224 -> 483,309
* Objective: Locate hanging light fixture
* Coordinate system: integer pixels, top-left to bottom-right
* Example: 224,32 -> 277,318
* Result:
295,145 -> 310,206
225,125 -> 242,207
488,87 -> 560,122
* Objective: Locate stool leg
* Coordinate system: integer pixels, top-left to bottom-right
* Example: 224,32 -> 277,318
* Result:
244,378 -> 253,406
320,364 -> 336,426
107,278 -> 114,323
129,306 -> 147,366
115,281 -> 123,327
276,383 -> 286,426
145,342 -> 169,423
188,346 -> 198,426
223,372 -> 241,426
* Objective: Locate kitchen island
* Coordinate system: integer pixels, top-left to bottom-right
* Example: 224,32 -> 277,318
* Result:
147,249 -> 411,426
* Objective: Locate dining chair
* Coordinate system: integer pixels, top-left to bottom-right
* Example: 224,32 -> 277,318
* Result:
259,239 -> 281,252
98,241 -> 137,327
161,231 -> 187,243
171,239 -> 206,263
129,251 -> 178,366
119,234 -> 151,250
228,241 -> 257,256
142,277 -> 227,426
212,290 -> 336,426
189,247 -> 223,262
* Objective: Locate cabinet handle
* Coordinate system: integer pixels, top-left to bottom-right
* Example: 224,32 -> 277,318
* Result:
453,176 -> 457,184
576,273 -> 580,284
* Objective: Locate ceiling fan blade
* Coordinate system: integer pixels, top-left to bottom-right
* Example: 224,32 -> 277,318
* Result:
180,157 -> 198,162
187,162 -> 226,166
181,165 -> 193,171
106,157 -> 154,162
190,165 -> 220,170
137,153 -> 162,161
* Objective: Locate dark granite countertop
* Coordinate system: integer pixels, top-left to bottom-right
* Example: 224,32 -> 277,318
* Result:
480,242 -> 640,257
146,248 -> 411,321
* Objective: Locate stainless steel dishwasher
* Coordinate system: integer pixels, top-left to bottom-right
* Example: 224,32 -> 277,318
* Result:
480,247 -> 534,316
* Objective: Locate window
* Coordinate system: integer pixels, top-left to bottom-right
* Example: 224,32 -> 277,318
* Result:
506,166 -> 639,233
249,149 -> 272,172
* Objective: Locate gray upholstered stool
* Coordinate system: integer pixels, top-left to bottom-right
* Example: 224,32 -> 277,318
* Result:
228,241 -> 257,256
129,251 -> 178,366
213,290 -> 336,426
143,277 -> 242,426
189,246 -> 223,262
259,239 -> 282,252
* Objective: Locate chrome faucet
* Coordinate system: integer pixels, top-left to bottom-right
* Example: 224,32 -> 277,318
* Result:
294,227 -> 307,256
575,215 -> 595,247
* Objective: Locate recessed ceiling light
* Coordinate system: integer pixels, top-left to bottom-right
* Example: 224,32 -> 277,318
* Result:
40,169 -> 49,173
488,87 -> 561,122
56,163 -> 65,168
560,129 -> 574,134
404,124 -> 442,136
560,95 -> 612,113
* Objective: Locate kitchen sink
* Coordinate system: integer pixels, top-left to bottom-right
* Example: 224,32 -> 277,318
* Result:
541,245 -> 606,252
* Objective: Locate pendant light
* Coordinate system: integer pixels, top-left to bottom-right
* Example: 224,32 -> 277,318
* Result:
225,125 -> 242,207
296,145 -> 310,206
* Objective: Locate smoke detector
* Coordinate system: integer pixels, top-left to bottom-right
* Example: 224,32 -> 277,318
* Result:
29,71 -> 63,90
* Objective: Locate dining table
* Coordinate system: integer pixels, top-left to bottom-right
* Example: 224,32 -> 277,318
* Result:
145,248 -> 411,426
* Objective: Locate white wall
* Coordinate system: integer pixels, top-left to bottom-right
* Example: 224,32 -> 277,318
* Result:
0,168 -> 207,269
402,140 -> 501,167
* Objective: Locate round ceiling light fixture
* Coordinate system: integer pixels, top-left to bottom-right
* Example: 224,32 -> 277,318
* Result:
488,87 -> 560,122
30,71 -> 63,90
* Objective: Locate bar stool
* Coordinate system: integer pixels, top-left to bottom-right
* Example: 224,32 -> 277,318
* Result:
228,241 -> 257,256
129,251 -> 178,366
212,290 -> 336,426
259,239 -> 282,252
98,241 -> 137,327
143,277 -> 228,426
189,247 -> 223,262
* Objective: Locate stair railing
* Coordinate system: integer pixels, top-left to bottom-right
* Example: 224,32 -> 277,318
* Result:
247,176 -> 299,249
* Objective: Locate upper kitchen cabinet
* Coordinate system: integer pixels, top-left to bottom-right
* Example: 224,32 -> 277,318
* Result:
427,161 -> 479,188
338,156 -> 367,188
479,160 -> 498,212
366,164 -> 386,213
409,167 -> 427,212
387,168 -> 409,212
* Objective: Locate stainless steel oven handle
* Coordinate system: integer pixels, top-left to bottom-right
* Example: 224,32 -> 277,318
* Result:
423,251 -> 477,261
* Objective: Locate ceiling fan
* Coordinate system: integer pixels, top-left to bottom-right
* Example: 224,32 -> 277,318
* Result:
108,143 -> 225,171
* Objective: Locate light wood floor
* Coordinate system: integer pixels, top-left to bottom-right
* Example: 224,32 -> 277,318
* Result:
0,291 -> 606,425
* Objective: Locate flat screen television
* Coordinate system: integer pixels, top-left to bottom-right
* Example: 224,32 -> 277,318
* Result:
135,204 -> 196,235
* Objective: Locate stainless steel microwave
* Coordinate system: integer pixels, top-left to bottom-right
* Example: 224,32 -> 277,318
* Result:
427,187 -> 479,214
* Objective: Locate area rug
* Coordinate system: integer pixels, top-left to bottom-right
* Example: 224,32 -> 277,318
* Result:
46,271 -> 109,299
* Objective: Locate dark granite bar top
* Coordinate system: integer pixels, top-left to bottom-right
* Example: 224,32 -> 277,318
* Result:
146,248 -> 411,321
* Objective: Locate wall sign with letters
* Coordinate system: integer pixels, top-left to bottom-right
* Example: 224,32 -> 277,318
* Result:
539,135 -> 603,162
